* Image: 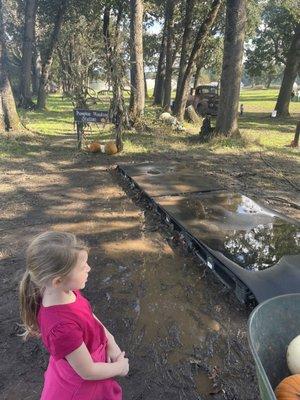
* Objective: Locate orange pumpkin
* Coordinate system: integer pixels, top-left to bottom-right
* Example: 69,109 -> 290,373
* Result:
104,141 -> 118,155
88,142 -> 101,153
275,374 -> 300,399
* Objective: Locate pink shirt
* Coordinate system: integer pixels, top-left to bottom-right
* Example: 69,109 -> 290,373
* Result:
37,291 -> 122,400
38,290 -> 106,360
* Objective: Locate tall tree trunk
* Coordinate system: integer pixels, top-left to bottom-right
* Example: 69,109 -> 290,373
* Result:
174,0 -> 195,110
275,24 -> 300,117
103,5 -> 129,149
129,0 -> 145,120
291,121 -> 300,147
153,13 -> 167,105
144,71 -> 149,99
0,0 -> 23,133
36,0 -> 67,110
265,76 -> 271,89
214,0 -> 246,137
19,0 -> 36,108
174,0 -> 222,120
31,28 -> 41,96
193,63 -> 202,88
163,0 -> 175,112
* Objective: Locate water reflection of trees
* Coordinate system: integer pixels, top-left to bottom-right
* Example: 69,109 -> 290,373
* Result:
162,193 -> 300,272
222,223 -> 300,271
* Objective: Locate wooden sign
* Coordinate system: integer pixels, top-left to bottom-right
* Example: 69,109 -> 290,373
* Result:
74,109 -> 109,123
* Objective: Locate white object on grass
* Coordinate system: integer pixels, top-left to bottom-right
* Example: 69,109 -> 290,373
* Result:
271,110 -> 277,118
287,335 -> 300,374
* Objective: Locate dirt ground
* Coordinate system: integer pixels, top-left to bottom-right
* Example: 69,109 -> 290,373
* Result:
0,132 -> 299,400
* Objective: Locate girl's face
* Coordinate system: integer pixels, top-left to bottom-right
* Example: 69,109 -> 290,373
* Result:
63,250 -> 91,291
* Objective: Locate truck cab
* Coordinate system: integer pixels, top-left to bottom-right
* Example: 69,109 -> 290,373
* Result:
190,84 -> 219,116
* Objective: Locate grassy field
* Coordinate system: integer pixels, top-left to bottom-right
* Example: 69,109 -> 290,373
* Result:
1,88 -> 300,159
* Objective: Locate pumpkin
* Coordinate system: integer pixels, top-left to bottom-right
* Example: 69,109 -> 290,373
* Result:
104,141 -> 118,155
287,335 -> 300,374
275,374 -> 300,399
88,142 -> 101,153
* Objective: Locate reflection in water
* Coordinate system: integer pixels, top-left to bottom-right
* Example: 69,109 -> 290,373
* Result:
159,192 -> 300,271
223,223 -> 299,271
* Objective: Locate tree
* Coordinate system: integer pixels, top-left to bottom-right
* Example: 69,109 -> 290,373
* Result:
19,0 -> 36,108
245,41 -> 283,88
275,24 -> 300,116
213,0 -> 247,137
103,5 -> 129,150
56,14 -> 102,108
129,0 -> 145,120
153,15 -> 167,105
173,0 -> 196,110
36,0 -> 68,110
291,121 -> 300,147
0,0 -> 23,133
162,0 -> 175,112
244,3 -> 297,89
174,0 -> 222,120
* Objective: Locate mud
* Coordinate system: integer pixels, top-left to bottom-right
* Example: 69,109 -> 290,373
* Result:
0,132 -> 299,399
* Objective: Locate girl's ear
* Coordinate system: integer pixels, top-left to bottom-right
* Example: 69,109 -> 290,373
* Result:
52,276 -> 62,288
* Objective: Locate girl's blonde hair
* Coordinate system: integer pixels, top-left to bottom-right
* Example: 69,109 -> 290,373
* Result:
19,231 -> 88,339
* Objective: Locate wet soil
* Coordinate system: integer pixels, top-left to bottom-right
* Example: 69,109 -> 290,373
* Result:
0,133 -> 299,400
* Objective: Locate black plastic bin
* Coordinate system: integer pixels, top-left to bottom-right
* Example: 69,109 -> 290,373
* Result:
248,294 -> 300,400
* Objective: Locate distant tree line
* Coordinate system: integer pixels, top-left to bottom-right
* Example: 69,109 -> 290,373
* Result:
0,0 -> 299,137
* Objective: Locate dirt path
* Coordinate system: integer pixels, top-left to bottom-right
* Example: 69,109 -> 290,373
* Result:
0,132 -> 299,399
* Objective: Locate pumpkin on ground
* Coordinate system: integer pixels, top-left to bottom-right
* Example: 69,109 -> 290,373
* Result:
88,142 -> 101,153
104,141 -> 118,155
287,335 -> 300,375
275,374 -> 300,399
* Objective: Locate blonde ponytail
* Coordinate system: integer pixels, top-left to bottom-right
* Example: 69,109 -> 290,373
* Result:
19,231 -> 88,340
19,270 -> 41,339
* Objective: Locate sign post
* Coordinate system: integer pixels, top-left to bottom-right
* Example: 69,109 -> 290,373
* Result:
73,109 -> 110,149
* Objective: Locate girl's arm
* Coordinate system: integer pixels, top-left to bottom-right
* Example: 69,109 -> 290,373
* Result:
93,313 -> 122,362
65,343 -> 128,380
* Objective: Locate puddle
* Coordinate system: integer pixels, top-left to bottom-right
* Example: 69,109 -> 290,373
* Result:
99,230 -> 219,348
120,163 -> 224,196
194,371 -> 215,395
158,192 -> 300,271
121,161 -> 192,176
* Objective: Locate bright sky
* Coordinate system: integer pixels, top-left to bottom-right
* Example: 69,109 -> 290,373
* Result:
146,20 -> 162,35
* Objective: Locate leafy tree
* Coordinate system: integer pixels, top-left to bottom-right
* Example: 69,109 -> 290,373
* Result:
245,2 -> 297,88
173,0 -> 195,109
56,14 -> 102,108
102,3 -> 130,149
275,24 -> 300,116
193,36 -> 223,87
36,0 -> 68,109
174,0 -> 222,121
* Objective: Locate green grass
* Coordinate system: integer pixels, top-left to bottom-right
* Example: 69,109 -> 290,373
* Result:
18,95 -> 75,136
240,88 -> 300,114
1,88 -> 299,160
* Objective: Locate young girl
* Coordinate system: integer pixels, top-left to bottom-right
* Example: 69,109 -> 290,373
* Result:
19,231 -> 129,399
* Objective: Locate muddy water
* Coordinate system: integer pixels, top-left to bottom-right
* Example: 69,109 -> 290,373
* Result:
100,231 -> 223,399
93,189 -> 257,400
158,192 -> 300,271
